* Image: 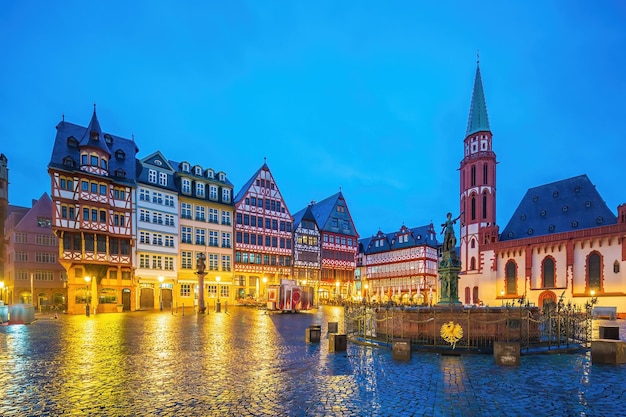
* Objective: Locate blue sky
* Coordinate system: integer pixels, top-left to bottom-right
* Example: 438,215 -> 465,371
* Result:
1,1 -> 625,239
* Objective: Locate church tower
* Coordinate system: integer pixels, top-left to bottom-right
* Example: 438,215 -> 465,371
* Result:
459,61 -> 498,275
0,154 -> 8,277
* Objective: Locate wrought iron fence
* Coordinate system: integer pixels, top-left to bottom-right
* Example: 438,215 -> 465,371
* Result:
344,296 -> 597,354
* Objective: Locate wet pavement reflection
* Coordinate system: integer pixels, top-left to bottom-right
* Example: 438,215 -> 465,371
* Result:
1,307 -> 625,416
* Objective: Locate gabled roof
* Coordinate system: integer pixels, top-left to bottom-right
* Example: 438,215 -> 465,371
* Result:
14,193 -> 52,230
292,204 -> 317,229
234,163 -> 267,204
499,174 -> 616,241
308,191 -> 359,237
48,112 -> 139,185
360,224 -> 438,255
466,62 -> 491,137
136,151 -> 179,192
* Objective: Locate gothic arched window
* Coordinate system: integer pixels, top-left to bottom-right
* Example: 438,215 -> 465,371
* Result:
505,260 -> 517,295
542,257 -> 555,288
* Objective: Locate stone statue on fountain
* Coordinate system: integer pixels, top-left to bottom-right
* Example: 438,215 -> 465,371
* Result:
437,212 -> 463,305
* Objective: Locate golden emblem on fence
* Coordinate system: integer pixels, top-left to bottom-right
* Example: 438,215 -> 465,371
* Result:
440,321 -> 463,349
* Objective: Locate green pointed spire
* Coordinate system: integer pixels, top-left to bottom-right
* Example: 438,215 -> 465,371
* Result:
465,62 -> 490,137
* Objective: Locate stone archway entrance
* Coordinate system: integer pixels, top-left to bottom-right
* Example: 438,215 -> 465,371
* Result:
538,290 -> 557,308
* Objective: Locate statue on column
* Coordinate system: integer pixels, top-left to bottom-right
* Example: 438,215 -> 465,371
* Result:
437,212 -> 463,305
441,212 -> 462,254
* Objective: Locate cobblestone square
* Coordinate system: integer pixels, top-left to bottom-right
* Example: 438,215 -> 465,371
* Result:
1,306 -> 625,416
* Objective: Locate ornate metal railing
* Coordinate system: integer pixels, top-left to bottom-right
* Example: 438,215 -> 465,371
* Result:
344,296 -> 597,354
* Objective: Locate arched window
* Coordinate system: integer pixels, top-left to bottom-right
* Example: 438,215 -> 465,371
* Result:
505,260 -> 517,295
471,196 -> 476,220
614,260 -> 620,273
482,191 -> 487,219
464,287 -> 471,304
470,165 -> 476,186
483,164 -> 488,184
470,238 -> 476,249
542,257 -> 555,288
473,286 -> 479,305
587,252 -> 602,293
470,257 -> 476,270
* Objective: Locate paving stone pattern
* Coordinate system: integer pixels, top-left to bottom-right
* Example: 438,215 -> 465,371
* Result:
0,307 -> 625,416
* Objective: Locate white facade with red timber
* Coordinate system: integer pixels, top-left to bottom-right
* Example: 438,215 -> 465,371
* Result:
233,162 -> 293,300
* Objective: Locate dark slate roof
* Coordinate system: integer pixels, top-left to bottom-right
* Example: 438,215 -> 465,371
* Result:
136,151 -> 179,193
309,191 -> 358,237
234,163 -> 267,204
167,160 -> 234,186
80,110 -> 110,154
466,63 -> 491,137
292,204 -> 317,228
48,113 -> 138,185
359,224 -> 438,255
499,174 -> 616,241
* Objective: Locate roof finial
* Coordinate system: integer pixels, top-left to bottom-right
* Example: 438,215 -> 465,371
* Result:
62,113 -> 65,122
264,156 -> 267,164
132,133 -> 135,141
93,102 -> 97,114
476,49 -> 480,66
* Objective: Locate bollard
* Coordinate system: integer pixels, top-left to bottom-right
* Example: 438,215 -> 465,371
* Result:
306,326 -> 321,343
599,326 -> 620,340
329,334 -> 347,352
392,339 -> 412,361
591,340 -> 626,364
494,342 -> 520,366
328,322 -> 339,333
182,303 -> 185,316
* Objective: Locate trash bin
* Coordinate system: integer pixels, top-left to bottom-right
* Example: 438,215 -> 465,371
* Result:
328,322 -> 339,333
329,334 -> 347,352
306,326 -> 321,343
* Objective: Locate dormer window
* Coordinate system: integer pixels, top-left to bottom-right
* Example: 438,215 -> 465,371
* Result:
219,172 -> 225,182
194,166 -> 202,176
63,156 -> 75,167
67,136 -> 78,147
181,162 -> 190,173
90,131 -> 99,141
206,169 -> 214,179
115,149 -> 126,160
104,134 -> 113,145
115,169 -> 126,178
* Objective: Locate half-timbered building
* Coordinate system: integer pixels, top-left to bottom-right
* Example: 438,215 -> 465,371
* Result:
233,162 -> 293,300
3,193 -> 66,307
360,224 -> 439,304
173,160 -> 234,308
292,204 -> 321,297
48,110 -> 138,314
135,151 -> 178,310
308,192 -> 359,301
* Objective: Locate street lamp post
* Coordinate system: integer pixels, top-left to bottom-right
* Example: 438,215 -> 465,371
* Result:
0,281 -> 4,305
262,277 -> 267,302
158,276 -> 164,311
216,276 -> 221,313
85,276 -> 92,316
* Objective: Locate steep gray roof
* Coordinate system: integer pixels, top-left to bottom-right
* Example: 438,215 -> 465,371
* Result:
499,174 -> 616,241
48,112 -> 138,185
